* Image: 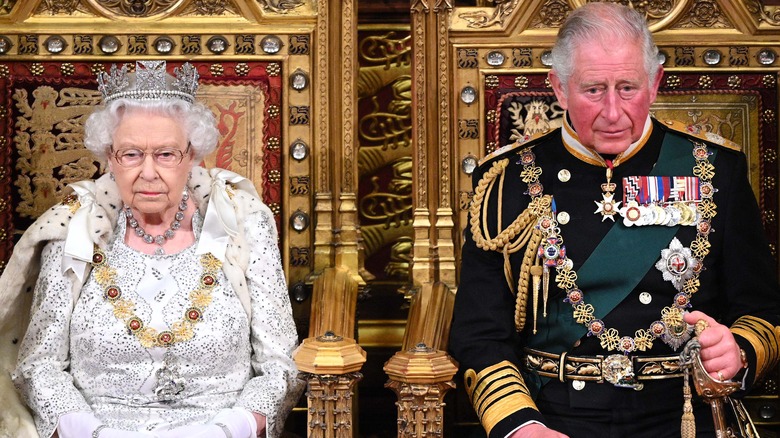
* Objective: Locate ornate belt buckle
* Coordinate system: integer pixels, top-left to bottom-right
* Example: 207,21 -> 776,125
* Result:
602,354 -> 643,391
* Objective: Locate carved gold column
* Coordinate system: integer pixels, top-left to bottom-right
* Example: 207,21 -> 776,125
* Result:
302,370 -> 365,438
384,282 -> 458,437
295,267 -> 366,438
433,1 -> 456,289
313,0 -> 364,285
411,0 -> 457,289
313,0 -> 335,272
410,0 -> 436,287
313,0 -> 358,275
400,5 -> 460,432
335,0 -> 362,276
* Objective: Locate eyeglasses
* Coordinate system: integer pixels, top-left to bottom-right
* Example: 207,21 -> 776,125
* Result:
112,145 -> 190,168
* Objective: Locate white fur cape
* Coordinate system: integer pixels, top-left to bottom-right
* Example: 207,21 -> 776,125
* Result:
0,167 -> 262,437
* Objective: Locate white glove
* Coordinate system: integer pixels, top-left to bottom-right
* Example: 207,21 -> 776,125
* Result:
212,408 -> 257,438
93,427 -> 159,438
156,408 -> 257,438
154,424 -> 226,438
57,412 -> 101,438
57,411 -> 157,437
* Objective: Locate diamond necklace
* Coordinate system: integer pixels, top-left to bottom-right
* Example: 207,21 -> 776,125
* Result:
125,191 -> 189,255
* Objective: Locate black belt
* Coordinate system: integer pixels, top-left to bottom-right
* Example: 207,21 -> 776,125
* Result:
524,348 -> 683,390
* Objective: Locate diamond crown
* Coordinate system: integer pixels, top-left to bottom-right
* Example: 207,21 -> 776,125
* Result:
97,60 -> 199,104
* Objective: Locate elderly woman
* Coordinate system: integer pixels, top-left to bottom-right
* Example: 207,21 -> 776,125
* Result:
1,61 -> 303,438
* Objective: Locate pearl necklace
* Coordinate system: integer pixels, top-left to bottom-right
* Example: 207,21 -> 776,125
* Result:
125,191 -> 189,255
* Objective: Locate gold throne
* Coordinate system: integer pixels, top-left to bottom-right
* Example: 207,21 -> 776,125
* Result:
396,1 -> 780,435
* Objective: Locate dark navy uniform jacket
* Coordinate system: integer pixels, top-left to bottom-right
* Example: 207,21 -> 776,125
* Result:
449,117 -> 780,437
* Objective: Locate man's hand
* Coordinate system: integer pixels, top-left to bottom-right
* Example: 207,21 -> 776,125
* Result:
510,423 -> 569,437
684,311 -> 743,380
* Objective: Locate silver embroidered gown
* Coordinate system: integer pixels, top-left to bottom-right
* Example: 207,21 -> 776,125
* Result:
13,208 -> 303,437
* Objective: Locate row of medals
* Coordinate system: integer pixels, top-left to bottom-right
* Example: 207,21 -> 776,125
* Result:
620,200 -> 699,227
537,148 -> 713,388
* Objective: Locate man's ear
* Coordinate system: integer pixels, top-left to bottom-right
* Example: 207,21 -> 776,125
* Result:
549,70 -> 568,110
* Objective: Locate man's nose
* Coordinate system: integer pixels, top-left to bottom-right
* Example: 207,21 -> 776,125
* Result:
601,89 -> 622,122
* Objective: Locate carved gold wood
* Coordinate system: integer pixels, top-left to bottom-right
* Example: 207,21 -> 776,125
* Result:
384,378 -> 456,438
310,0 -> 364,290
333,0 -> 364,285
295,266 -> 366,438
357,26 -> 413,282
384,282 -> 458,437
307,266 -> 359,339
410,0 -> 458,290
298,373 -> 363,438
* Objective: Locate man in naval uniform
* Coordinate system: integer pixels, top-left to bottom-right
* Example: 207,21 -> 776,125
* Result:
449,3 -> 780,438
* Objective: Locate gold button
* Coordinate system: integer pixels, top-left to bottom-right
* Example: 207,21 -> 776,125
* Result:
558,169 -> 571,182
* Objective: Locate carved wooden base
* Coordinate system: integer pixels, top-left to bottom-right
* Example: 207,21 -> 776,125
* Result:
300,372 -> 363,438
385,379 -> 456,437
384,346 -> 458,437
295,330 -> 366,437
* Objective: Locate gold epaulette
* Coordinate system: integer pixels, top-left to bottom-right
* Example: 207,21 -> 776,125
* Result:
478,129 -> 557,166
659,119 -> 741,151
730,316 -> 780,383
464,361 -> 538,435
469,151 -> 552,333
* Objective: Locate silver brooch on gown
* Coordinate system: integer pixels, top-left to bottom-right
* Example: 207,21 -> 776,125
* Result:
154,351 -> 185,402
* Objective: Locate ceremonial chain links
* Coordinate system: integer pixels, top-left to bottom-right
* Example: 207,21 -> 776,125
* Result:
516,142 -> 716,354
90,246 -> 223,348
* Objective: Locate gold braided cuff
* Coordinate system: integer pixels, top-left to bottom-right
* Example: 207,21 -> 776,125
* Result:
730,315 -> 779,381
464,361 -> 537,435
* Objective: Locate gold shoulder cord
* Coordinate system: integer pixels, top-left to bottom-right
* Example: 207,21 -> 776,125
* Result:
469,157 -> 552,332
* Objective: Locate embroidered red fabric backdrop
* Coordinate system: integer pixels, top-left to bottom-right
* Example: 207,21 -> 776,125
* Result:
0,61 -> 283,268
484,72 -> 779,257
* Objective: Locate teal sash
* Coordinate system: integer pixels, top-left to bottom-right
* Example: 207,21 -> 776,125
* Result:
527,132 -> 715,353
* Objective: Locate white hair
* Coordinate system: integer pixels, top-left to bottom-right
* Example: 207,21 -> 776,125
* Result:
83,98 -> 219,161
551,2 -> 659,90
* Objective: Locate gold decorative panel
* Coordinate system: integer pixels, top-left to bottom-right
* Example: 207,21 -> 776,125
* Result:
357,26 -> 413,282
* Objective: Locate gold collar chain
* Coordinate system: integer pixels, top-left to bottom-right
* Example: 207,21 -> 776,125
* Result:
516,141 -> 716,354
90,246 -> 223,349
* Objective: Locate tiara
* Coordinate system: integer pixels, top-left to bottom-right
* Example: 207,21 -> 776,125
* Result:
97,60 -> 199,104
